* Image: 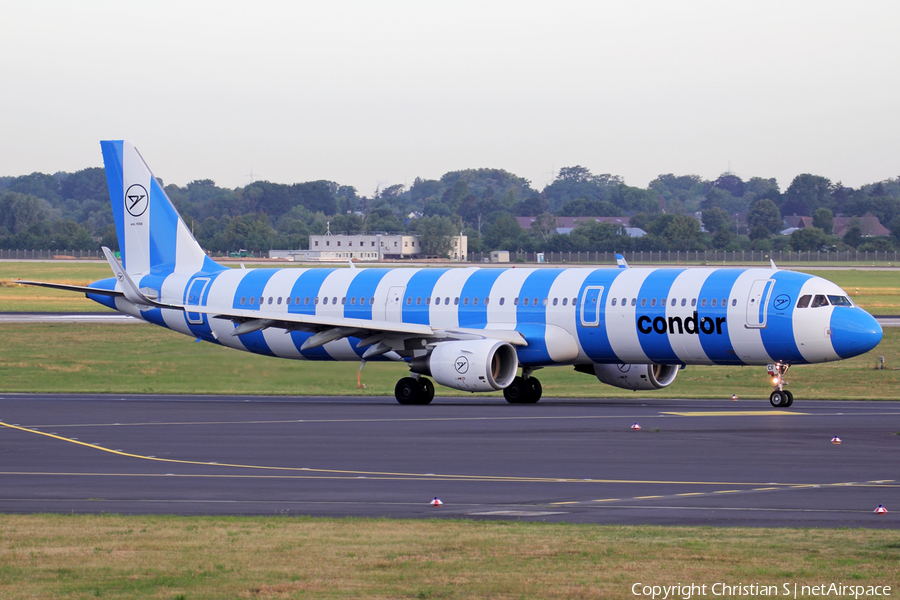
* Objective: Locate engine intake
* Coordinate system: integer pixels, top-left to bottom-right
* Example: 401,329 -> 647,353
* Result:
586,363 -> 679,391
410,340 -> 518,392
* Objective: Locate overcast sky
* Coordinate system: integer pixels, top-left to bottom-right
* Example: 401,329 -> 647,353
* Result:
2,1 -> 898,195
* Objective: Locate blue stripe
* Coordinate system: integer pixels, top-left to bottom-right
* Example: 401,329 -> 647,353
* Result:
515,269 -> 564,366
86,276 -> 120,310
135,273 -> 171,330
576,269 -> 624,363
458,268 -> 504,327
100,141 -> 126,269
760,271 -> 810,364
286,268 -> 335,359
403,269 -> 448,325
343,268 -> 391,358
636,268 -> 684,364
231,269 -> 278,356
697,269 -> 742,365
148,176 -> 179,272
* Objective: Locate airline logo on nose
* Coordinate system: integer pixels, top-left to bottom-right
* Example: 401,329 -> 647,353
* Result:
125,184 -> 148,217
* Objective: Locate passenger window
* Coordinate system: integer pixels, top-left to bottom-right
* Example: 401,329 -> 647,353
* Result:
445,297 -> 450,305
621,298 -> 626,306
562,298 -> 568,306
360,297 -> 367,305
499,297 -> 505,306
640,298 -> 647,307
523,297 -> 530,306
681,298 -> 686,307
406,297 -> 412,305
304,297 -> 310,305
630,298 -> 636,307
543,298 -> 548,306
572,297 -> 577,305
277,297 -> 282,305
341,297 -> 346,305
691,298 -> 696,307
250,297 -> 256,305
350,297 -> 356,305
463,297 -> 469,306
370,297 -> 374,305
731,299 -> 737,307
267,297 -> 273,305
240,297 -> 246,305
611,298 -> 617,306
700,299 -> 707,307
711,298 -> 717,307
416,297 -> 421,305
425,297 -> 431,305
514,298 -> 519,306
812,295 -> 829,308
484,297 -> 490,306
533,298 -> 538,306
454,297 -> 459,305
828,295 -> 852,306
472,297 -> 478,306
722,299 -> 726,307
650,298 -> 657,307
323,297 -> 329,305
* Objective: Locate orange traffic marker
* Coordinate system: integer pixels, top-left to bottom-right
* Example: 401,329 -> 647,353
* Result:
430,497 -> 443,507
875,504 -> 888,515
831,436 -> 842,445
631,423 -> 641,430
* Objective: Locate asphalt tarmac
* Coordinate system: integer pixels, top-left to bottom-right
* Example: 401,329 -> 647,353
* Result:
0,394 -> 897,527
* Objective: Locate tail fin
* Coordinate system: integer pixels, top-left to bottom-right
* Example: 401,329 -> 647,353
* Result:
100,140 -> 222,276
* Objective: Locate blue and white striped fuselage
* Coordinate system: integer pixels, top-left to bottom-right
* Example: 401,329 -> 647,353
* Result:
89,264 -> 882,368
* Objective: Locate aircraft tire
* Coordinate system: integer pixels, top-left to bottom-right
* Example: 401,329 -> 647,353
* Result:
503,376 -> 529,404
419,378 -> 435,405
769,390 -> 787,408
783,390 -> 794,407
524,377 -> 542,403
395,377 -> 423,405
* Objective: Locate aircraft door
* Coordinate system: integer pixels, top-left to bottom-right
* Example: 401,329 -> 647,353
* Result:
746,279 -> 774,328
579,286 -> 604,327
385,286 -> 406,322
186,277 -> 210,324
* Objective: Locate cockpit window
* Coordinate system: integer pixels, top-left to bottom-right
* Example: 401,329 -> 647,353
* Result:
828,295 -> 853,307
811,294 -> 829,308
797,295 -> 811,309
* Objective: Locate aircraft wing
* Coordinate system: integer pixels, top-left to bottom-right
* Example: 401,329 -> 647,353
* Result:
185,304 -> 527,353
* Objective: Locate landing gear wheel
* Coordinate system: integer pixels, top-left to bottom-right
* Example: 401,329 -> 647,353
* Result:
503,376 -> 529,404
769,390 -> 787,408
524,377 -> 542,403
783,390 -> 793,407
395,377 -> 422,405
419,378 -> 435,405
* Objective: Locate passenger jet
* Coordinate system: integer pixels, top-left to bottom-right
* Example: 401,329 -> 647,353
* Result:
19,142 -> 884,406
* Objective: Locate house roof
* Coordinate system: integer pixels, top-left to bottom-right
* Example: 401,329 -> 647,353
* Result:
832,215 -> 890,237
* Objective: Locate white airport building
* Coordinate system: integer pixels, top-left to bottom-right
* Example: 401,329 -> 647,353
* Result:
270,231 -> 467,262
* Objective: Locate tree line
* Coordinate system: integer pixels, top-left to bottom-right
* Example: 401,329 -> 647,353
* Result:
1,163 -> 899,257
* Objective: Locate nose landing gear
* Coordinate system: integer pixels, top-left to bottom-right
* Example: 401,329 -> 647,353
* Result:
767,363 -> 793,407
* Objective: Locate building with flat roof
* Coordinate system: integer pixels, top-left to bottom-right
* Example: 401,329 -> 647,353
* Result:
269,231 -> 467,262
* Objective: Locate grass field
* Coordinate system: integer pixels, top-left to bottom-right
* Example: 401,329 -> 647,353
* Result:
0,323 -> 896,399
0,515 -> 897,599
2,262 -> 898,314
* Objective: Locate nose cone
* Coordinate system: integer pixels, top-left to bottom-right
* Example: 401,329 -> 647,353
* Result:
831,307 -> 883,359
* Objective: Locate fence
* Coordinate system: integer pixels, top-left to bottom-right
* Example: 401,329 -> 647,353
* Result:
467,250 -> 900,264
0,249 -> 106,259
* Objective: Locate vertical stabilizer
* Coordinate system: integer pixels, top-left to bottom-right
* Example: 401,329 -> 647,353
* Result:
100,140 -> 222,276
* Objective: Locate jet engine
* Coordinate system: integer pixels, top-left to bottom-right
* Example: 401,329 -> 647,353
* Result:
587,363 -> 679,391
410,340 -> 518,392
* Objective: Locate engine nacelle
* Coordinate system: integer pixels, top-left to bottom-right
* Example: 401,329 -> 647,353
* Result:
410,340 -> 518,392
591,363 -> 679,391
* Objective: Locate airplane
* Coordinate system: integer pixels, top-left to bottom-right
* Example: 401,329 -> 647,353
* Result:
18,141 -> 884,406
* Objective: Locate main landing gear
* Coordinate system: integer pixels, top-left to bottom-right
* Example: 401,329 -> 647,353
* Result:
394,376 -> 435,405
503,368 -> 543,404
767,363 -> 793,408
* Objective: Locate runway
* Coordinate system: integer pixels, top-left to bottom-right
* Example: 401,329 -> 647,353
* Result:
0,394 -> 897,527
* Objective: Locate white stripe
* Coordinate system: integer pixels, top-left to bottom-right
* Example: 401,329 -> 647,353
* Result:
605,268 -> 653,363
121,141 -> 151,276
